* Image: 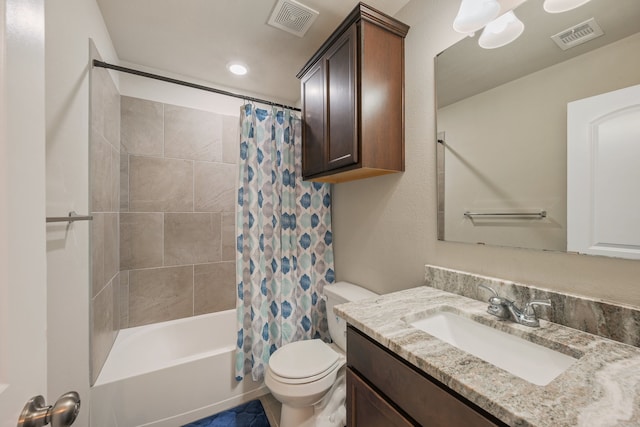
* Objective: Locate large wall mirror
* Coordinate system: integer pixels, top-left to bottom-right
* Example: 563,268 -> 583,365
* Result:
436,0 -> 640,259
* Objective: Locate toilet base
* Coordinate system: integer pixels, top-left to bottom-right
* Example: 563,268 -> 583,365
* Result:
280,403 -> 315,427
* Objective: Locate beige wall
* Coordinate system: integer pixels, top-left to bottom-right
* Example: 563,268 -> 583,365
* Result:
439,33 -> 640,251
332,0 -> 640,307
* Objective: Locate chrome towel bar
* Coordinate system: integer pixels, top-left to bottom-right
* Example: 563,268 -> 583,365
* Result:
464,210 -> 547,218
46,211 -> 93,223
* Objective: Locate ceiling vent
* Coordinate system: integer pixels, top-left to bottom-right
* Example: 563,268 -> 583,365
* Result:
267,0 -> 319,37
551,18 -> 604,50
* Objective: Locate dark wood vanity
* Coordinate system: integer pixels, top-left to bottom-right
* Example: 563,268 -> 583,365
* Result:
296,3 -> 409,183
346,326 -> 508,427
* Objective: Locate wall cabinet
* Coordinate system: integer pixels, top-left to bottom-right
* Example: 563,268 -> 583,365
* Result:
346,326 -> 508,427
297,4 -> 409,183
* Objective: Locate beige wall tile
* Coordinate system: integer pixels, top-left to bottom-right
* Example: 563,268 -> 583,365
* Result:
90,44 -> 120,385
104,213 -> 119,283
90,132 -> 112,213
164,105 -> 222,162
91,278 -> 116,385
103,73 -> 121,149
164,213 -> 221,266
129,155 -> 193,212
120,270 -> 129,329
194,261 -> 236,315
222,114 -> 239,164
194,161 -> 235,212
110,144 -> 120,212
120,151 -> 129,212
128,266 -> 194,327
121,96 -> 164,157
222,212 -> 236,261
120,212 -> 163,270
91,213 -> 104,297
112,273 -> 121,331
90,64 -> 105,138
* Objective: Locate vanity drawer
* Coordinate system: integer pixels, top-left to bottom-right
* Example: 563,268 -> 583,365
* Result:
347,326 -> 505,427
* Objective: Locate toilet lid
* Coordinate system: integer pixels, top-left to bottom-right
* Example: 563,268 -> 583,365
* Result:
269,339 -> 340,379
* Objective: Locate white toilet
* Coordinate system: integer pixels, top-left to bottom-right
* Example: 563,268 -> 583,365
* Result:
264,281 -> 377,427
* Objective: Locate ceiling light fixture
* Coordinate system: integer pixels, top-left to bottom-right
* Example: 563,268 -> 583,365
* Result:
227,63 -> 248,76
543,0 -> 592,13
478,11 -> 525,49
453,0 -> 501,34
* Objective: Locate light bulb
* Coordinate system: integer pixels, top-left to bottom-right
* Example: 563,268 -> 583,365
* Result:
227,63 -> 248,76
453,0 -> 501,34
543,0 -> 592,13
478,11 -> 525,49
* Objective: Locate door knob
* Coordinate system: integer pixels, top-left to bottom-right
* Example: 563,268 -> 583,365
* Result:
17,391 -> 80,427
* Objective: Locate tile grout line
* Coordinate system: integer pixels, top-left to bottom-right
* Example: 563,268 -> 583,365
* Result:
192,263 -> 195,316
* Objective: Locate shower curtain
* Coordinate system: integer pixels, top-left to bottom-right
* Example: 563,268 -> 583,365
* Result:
235,104 -> 335,381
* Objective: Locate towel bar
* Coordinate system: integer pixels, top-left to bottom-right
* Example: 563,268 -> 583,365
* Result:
46,211 -> 93,223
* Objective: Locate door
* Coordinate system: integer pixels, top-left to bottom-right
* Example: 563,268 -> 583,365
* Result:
567,83 -> 640,259
346,369 -> 415,427
0,0 -> 48,426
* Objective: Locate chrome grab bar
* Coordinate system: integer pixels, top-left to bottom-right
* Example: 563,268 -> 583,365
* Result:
464,210 -> 547,218
46,211 -> 93,223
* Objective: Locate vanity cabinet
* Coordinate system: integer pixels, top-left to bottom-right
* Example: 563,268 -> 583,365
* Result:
346,326 -> 507,427
296,4 -> 409,183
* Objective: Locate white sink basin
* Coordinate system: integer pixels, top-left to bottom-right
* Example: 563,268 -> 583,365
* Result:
408,311 -> 578,386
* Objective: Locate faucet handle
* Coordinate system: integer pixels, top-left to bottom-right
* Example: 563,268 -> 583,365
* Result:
523,299 -> 552,317
478,284 -> 508,305
478,284 -> 511,319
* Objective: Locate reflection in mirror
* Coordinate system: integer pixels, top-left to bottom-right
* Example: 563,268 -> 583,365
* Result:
436,0 -> 640,258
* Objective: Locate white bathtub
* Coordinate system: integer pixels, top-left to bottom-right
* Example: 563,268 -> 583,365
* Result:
90,310 -> 266,427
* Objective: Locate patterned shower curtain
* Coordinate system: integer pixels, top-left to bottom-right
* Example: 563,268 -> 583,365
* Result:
235,104 -> 335,381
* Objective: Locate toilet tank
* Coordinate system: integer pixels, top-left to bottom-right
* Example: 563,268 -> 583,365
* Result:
324,281 -> 378,352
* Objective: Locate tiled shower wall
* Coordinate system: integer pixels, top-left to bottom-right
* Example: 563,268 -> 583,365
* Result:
89,43 -> 121,384
119,96 -> 239,328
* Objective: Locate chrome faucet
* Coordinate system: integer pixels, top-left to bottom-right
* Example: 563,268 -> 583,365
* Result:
478,284 -> 551,327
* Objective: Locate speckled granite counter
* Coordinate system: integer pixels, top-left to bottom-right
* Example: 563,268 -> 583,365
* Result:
334,286 -> 640,427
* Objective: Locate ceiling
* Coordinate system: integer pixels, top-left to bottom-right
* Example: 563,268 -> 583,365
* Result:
96,0 -> 411,106
436,0 -> 640,107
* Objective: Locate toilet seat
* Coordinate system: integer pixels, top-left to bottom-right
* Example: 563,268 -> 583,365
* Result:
269,339 -> 344,385
268,358 -> 345,385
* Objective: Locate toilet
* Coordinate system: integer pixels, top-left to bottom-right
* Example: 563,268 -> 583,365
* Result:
264,281 -> 377,427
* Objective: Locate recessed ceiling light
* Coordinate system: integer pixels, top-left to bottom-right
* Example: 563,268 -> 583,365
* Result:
227,62 -> 248,76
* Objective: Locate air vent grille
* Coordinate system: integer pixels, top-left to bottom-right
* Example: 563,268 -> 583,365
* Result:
551,18 -> 604,50
267,0 -> 319,37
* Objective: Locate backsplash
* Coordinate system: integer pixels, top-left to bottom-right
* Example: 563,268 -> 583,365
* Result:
425,265 -> 640,347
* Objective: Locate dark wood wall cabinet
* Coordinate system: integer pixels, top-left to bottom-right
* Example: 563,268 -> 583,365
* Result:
296,3 -> 409,183
346,326 -> 509,427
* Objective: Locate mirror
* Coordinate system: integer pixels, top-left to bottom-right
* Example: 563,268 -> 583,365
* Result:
436,0 -> 640,258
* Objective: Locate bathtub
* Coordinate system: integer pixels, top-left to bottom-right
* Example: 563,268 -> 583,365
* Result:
90,310 -> 266,427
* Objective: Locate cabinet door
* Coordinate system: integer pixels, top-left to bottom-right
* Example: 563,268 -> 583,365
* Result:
325,23 -> 358,170
347,368 -> 415,427
348,327 -> 504,427
301,60 -> 326,177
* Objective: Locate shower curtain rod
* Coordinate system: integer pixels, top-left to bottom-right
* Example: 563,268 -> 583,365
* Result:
92,60 -> 301,112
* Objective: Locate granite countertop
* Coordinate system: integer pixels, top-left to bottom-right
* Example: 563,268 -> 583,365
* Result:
334,286 -> 640,427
